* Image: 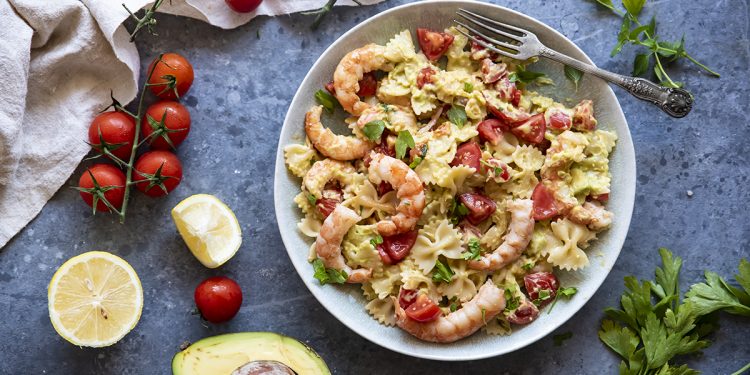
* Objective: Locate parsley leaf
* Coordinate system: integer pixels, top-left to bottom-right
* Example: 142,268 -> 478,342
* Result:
685,269 -> 750,317
448,198 -> 469,225
395,130 -> 415,160
362,120 -> 385,141
463,82 -> 474,93
432,259 -> 454,283
509,66 -> 547,84
599,319 -> 639,360
548,286 -> 577,313
564,65 -> 583,90
312,258 -> 347,285
521,262 -> 534,271
462,238 -> 482,261
622,0 -> 646,16
553,331 -> 573,346
450,301 -> 458,312
446,105 -> 467,127
369,235 -> 383,247
504,288 -> 520,311
306,193 -> 317,205
314,89 -> 338,113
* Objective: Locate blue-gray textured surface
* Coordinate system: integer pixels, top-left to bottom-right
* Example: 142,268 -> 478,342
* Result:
1,0 -> 748,374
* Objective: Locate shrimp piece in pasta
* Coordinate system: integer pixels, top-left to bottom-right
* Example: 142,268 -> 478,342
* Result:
367,152 -> 426,236
315,205 -> 372,283
568,201 -> 613,231
468,199 -> 534,271
334,44 -> 390,116
303,158 -> 355,198
305,106 -> 373,161
394,281 -> 505,343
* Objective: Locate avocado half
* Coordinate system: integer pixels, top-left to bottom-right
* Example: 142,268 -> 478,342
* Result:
172,332 -> 330,375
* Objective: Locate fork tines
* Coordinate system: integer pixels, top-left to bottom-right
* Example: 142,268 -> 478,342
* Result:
454,8 -> 531,60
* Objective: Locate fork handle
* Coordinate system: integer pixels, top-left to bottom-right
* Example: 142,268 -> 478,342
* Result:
539,47 -> 693,118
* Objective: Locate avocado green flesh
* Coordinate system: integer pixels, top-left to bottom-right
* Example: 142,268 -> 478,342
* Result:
172,332 -> 330,375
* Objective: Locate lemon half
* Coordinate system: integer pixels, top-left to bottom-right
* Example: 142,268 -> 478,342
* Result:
48,251 -> 143,347
171,194 -> 242,268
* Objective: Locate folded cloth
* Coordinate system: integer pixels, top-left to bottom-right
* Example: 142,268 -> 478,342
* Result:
0,0 -> 382,248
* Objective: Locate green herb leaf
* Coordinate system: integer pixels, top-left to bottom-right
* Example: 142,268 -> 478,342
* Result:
462,238 -> 482,261
312,258 -> 348,285
448,199 -> 469,225
685,270 -> 750,317
463,82 -> 474,93
306,193 -> 317,205
593,0 -> 617,12
362,120 -> 386,141
522,262 -> 534,271
370,235 -> 383,247
553,331 -> 573,346
446,105 -> 467,127
611,17 -> 631,57
598,319 -> 639,360
632,53 -> 651,77
511,67 -> 548,84
395,130 -> 415,160
450,301 -> 458,312
432,259 -> 455,283
736,259 -> 750,295
622,0 -> 646,17
564,65 -> 583,90
314,89 -> 338,113
504,288 -> 520,311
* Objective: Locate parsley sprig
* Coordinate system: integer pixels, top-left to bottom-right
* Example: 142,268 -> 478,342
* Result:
592,0 -> 719,88
312,258 -> 347,285
462,238 -> 482,261
432,259 -> 455,283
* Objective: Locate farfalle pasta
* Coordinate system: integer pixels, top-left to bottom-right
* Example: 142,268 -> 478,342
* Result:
284,27 -> 618,343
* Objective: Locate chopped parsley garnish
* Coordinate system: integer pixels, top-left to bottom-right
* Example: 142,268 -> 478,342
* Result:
314,89 -> 338,113
450,301 -> 459,312
446,105 -> 468,127
480,159 -> 505,177
312,258 -> 347,285
306,193 -> 317,205
395,130 -> 415,160
448,199 -> 469,225
522,262 -> 535,271
462,238 -> 482,261
547,286 -> 578,313
553,331 -> 573,346
370,235 -> 383,247
409,144 -> 428,169
504,288 -> 520,312
533,288 -> 553,307
432,259 -> 454,283
463,82 -> 474,93
362,120 -> 386,141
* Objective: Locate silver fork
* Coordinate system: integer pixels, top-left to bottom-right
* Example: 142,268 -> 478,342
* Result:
454,8 -> 693,118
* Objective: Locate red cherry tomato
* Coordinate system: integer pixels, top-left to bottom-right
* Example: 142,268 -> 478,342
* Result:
531,183 -> 559,220
147,53 -> 194,100
487,99 -> 531,124
458,193 -> 497,225
416,67 -> 436,89
416,28 -> 455,61
470,36 -> 499,60
481,58 -> 506,84
363,132 -> 395,167
377,230 -> 418,264
225,0 -> 262,13
376,245 -> 394,265
88,112 -> 136,161
194,276 -> 243,323
477,119 -> 507,145
405,294 -> 442,322
78,164 -> 126,212
141,100 -> 191,150
546,108 -> 572,131
133,150 -> 183,197
511,90 -> 522,107
376,181 -> 394,196
398,288 -> 419,309
357,72 -> 378,97
510,113 -> 546,144
524,272 -> 560,307
315,198 -> 339,219
450,142 -> 482,170
506,299 -> 539,325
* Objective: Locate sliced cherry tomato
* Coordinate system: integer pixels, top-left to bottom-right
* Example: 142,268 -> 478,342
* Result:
488,102 -> 531,124
141,100 -> 191,150
495,77 -> 518,103
450,142 -> 482,170
531,183 -> 559,220
378,230 -> 418,263
376,181 -> 394,196
325,81 -> 336,95
316,198 -> 339,219
572,99 -> 597,131
546,108 -> 572,131
416,67 -> 436,89
88,111 -> 136,161
357,72 -> 378,97
133,150 -> 183,197
511,89 -> 522,107
458,193 -> 497,225
510,113 -> 546,144
416,28 -> 454,61
524,272 -> 560,307
194,276 -> 243,323
405,294 -> 442,322
477,119 -> 508,145
78,164 -> 126,212
147,53 -> 194,100
481,58 -> 506,84
364,132 -> 395,167
225,0 -> 262,13
506,299 -> 539,325
398,288 -> 419,309
377,245 -> 393,265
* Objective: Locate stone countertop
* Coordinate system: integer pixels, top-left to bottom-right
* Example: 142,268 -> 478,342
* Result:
1,0 -> 748,374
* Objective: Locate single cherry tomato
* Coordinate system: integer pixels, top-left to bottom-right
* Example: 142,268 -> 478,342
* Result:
416,67 -> 436,89
524,272 -> 560,307
546,108 -> 572,131
506,299 -> 539,325
194,276 -> 243,323
477,119 -> 508,145
377,245 -> 394,265
225,0 -> 262,13
531,183 -> 559,220
450,142 -> 482,170
495,77 -> 518,102
405,294 -> 442,322
357,72 -> 378,97
511,113 -> 546,144
481,58 -> 506,84
398,288 -> 419,309
376,181 -> 394,196
78,164 -> 126,212
88,111 -> 136,161
315,198 -> 339,219
363,132 -> 395,167
133,150 -> 183,197
416,28 -> 455,61
141,100 -> 191,150
487,102 -> 531,125
458,193 -> 497,225
378,230 -> 418,263
147,53 -> 194,100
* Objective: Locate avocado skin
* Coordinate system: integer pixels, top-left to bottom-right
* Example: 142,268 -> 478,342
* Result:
172,332 -> 330,375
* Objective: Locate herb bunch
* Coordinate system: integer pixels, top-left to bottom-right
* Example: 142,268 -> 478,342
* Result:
592,0 -> 720,88
600,248 -> 749,374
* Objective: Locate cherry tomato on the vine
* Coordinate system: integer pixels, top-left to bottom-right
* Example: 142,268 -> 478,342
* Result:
141,100 -> 191,150
147,53 -> 194,100
133,150 -> 183,197
78,164 -> 126,212
194,276 -> 243,323
88,111 -> 136,161
225,0 -> 262,13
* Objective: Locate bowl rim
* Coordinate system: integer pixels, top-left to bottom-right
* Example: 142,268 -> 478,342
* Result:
273,0 -> 636,361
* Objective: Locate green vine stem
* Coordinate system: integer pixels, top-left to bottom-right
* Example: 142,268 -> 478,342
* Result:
123,0 -> 165,42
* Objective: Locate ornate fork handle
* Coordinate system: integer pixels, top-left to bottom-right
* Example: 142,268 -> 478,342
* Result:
539,47 -> 693,118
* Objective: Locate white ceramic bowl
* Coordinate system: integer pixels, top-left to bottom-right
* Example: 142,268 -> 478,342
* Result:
273,0 -> 635,361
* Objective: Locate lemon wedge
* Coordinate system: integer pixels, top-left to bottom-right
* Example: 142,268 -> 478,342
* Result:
171,194 -> 242,268
48,251 -> 143,347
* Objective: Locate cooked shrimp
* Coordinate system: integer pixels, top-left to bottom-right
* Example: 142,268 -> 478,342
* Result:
394,281 -> 505,343
367,152 -> 425,236
468,199 -> 534,271
356,104 -> 418,134
569,201 -> 613,231
305,106 -> 373,161
315,205 -> 372,283
303,158 -> 355,198
333,44 -> 390,116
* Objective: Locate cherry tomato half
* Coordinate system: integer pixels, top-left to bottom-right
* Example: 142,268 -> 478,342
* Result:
78,164 -> 126,212
377,230 -> 418,265
524,272 -> 560,307
416,28 -> 455,61
398,288 -> 419,309
225,0 -> 262,13
141,100 -> 191,150
458,193 -> 497,225
477,119 -> 507,145
194,276 -> 243,323
357,72 -> 378,97
450,142 -> 482,170
133,150 -> 183,197
88,111 -> 136,161
405,294 -> 442,323
531,183 -> 559,221
510,113 -> 546,144
147,53 -> 194,100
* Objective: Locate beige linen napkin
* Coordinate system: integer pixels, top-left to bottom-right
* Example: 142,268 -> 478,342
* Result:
0,0 -> 382,248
